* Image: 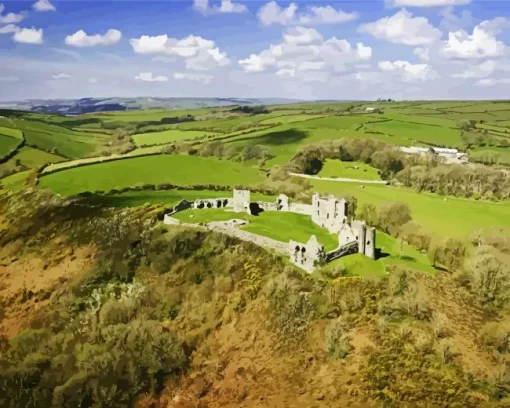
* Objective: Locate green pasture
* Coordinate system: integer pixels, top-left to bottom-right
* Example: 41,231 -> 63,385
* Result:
0,135 -> 21,158
0,116 -> 17,128
172,208 -> 339,251
13,146 -> 65,168
0,125 -> 23,139
133,129 -> 218,147
0,170 -> 31,194
39,154 -> 265,196
311,180 -> 510,238
13,119 -> 109,158
469,146 -> 510,166
86,189 -> 275,208
320,231 -> 435,277
258,114 -> 327,125
317,160 -> 381,180
363,120 -> 461,147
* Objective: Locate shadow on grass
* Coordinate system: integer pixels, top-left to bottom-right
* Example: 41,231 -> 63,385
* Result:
375,248 -> 389,260
229,128 -> 308,146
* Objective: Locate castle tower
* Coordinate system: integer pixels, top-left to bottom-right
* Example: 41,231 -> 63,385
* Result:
365,227 -> 376,259
351,220 -> 366,254
233,189 -> 251,213
276,193 -> 289,211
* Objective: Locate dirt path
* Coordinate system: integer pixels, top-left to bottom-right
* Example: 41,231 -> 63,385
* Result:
288,172 -> 389,185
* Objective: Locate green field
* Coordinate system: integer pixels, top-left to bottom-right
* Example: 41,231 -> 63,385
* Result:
133,129 -> 218,147
39,154 -> 265,196
87,189 -> 275,208
311,180 -> 510,238
364,120 -> 461,147
0,125 -> 23,139
0,135 -> 21,158
0,170 -> 31,194
258,114 -> 327,125
13,119 -> 109,159
318,160 -> 381,180
12,146 -> 65,168
322,231 -> 435,277
173,208 -> 339,251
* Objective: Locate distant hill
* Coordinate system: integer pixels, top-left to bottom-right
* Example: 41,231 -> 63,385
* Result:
0,97 -> 309,115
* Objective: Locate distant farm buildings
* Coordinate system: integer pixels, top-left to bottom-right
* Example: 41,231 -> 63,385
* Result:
399,146 -> 468,164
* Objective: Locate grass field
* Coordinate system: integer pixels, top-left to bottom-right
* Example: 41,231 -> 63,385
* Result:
318,160 -> 381,180
364,120 -> 461,147
12,146 -> 65,168
311,180 -> 510,238
133,129 -> 218,147
173,208 -> 339,251
322,231 -> 435,277
258,114 -> 327,125
0,170 -> 31,194
86,189 -> 275,208
0,125 -> 23,139
39,154 -> 265,196
13,119 -> 109,159
0,135 -> 21,158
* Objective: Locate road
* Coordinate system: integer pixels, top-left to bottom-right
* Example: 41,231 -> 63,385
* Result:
288,172 -> 389,185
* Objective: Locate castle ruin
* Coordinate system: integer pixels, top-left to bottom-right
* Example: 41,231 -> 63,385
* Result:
164,189 -> 377,273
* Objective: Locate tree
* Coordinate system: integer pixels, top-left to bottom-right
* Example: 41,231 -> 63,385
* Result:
376,202 -> 412,235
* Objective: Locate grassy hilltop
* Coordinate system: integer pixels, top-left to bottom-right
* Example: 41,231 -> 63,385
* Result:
1,100 -> 510,407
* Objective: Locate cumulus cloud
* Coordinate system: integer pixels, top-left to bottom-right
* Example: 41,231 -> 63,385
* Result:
257,1 -> 356,26
475,78 -> 510,86
173,72 -> 213,83
441,19 -> 509,59
13,27 -> 43,44
238,26 -> 371,78
0,75 -> 19,82
451,60 -> 495,78
130,34 -> 229,71
135,72 -> 169,82
358,9 -> 442,45
378,60 -> 437,82
52,73 -> 71,80
386,0 -> 470,7
32,0 -> 56,11
65,29 -> 122,47
193,0 -> 247,15
0,4 -> 25,24
0,23 -> 16,34
88,77 -> 98,84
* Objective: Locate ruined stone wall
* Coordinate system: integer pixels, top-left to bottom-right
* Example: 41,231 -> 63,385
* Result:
289,203 -> 313,215
233,189 -> 251,213
193,198 -> 231,209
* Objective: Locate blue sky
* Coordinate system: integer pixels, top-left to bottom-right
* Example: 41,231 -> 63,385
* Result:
1,0 -> 510,101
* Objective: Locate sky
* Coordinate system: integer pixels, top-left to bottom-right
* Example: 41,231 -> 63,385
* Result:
1,0 -> 510,101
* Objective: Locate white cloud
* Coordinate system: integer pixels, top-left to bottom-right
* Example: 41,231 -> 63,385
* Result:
387,0 -> 470,7
65,29 -> 122,47
413,47 -> 430,61
442,19 -> 509,59
358,9 -> 442,45
475,78 -> 510,86
451,60 -> 495,78
135,72 -> 169,82
152,55 -> 176,63
0,23 -> 16,34
283,26 -> 322,45
0,75 -> 19,82
257,1 -> 356,26
193,0 -> 247,14
439,6 -> 474,31
130,34 -> 229,71
258,1 -> 297,26
0,4 -> 25,24
88,77 -> 98,84
238,26 -> 371,76
378,60 -> 437,81
298,5 -> 357,25
32,0 -> 56,12
13,27 -> 43,44
173,72 -> 213,84
52,73 -> 71,80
